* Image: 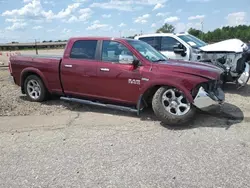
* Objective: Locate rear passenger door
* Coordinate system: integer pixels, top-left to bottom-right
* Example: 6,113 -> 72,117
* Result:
61,39 -> 99,97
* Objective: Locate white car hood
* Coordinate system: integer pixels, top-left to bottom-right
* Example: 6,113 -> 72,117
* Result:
200,39 -> 248,53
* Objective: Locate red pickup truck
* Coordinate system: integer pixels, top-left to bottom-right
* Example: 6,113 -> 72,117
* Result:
9,37 -> 225,125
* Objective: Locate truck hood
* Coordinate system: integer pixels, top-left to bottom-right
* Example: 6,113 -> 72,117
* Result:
199,39 -> 248,53
156,59 -> 223,80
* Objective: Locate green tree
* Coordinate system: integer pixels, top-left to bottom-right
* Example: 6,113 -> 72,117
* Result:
187,25 -> 250,43
188,28 -> 202,38
187,28 -> 205,40
156,23 -> 175,33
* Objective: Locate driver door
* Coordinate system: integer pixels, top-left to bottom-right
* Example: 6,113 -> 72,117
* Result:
96,40 -> 143,104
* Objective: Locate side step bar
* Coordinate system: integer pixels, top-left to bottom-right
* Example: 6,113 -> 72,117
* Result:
60,97 -> 139,114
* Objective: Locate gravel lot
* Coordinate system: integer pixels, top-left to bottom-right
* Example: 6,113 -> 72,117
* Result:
0,67 -> 68,116
1,65 -> 250,187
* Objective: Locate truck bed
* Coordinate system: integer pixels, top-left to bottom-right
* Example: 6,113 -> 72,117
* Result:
18,54 -> 62,59
9,54 -> 63,94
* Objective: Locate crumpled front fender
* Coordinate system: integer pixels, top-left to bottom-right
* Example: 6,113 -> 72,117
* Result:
193,86 -> 225,110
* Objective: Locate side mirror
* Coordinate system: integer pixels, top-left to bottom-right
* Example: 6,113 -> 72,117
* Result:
173,44 -> 186,57
173,44 -> 185,53
132,59 -> 140,68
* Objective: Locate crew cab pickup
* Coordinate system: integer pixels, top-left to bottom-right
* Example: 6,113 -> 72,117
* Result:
9,37 -> 225,125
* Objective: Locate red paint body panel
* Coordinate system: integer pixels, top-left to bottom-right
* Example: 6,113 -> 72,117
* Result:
9,36 -> 223,105
61,58 -> 99,96
10,55 -> 62,93
96,61 -> 143,103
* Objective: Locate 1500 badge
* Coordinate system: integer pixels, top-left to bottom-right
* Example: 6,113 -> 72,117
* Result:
128,79 -> 140,85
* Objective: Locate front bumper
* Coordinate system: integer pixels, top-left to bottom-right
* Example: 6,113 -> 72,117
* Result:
237,62 -> 250,86
193,86 -> 225,111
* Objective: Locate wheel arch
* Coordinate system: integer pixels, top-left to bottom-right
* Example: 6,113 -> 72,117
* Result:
141,82 -> 194,106
20,68 -> 49,94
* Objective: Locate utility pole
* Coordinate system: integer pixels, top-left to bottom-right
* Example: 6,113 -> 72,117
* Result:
201,19 -> 204,40
35,39 -> 38,55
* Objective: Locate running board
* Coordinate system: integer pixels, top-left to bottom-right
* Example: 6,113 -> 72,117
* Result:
60,97 -> 138,114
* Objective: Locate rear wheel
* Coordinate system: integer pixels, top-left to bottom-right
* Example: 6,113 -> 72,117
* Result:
152,86 -> 196,126
24,75 -> 49,102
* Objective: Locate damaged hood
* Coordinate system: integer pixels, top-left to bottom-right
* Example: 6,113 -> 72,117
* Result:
199,39 -> 248,53
156,59 -> 224,80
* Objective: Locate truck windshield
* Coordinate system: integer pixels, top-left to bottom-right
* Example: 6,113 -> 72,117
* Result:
126,39 -> 168,62
178,34 -> 207,48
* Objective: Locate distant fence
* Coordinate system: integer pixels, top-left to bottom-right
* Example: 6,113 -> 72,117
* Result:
0,51 -> 21,57
0,51 -> 22,66
0,41 -> 67,51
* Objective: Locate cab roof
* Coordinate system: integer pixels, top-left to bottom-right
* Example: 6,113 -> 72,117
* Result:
134,32 -> 189,39
68,36 -> 138,42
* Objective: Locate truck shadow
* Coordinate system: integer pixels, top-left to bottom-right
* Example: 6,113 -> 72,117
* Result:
138,102 -> 244,130
21,95 -> 244,131
223,83 -> 250,97
158,103 -> 245,130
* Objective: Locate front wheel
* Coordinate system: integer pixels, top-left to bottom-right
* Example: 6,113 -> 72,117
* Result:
152,86 -> 196,126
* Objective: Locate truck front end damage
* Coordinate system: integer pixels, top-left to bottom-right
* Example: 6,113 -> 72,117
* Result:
199,51 -> 250,87
237,62 -> 249,86
192,79 -> 225,110
195,39 -> 250,87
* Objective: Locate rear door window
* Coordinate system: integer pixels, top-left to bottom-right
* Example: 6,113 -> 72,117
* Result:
138,37 -> 161,51
70,40 -> 98,60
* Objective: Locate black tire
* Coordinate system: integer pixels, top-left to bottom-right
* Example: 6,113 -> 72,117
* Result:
24,75 -> 49,102
152,86 -> 196,126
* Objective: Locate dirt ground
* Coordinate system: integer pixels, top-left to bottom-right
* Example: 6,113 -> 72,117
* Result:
1,65 -> 250,187
0,67 -> 89,116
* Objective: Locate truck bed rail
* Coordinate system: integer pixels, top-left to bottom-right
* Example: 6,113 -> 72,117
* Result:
15,54 -> 62,60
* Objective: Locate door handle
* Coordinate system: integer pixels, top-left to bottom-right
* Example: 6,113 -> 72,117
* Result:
100,68 -> 110,72
64,64 -> 72,68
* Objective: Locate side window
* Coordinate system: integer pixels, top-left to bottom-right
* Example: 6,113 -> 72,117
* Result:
70,40 -> 97,60
101,40 -> 135,64
139,37 -> 161,50
161,37 -> 180,51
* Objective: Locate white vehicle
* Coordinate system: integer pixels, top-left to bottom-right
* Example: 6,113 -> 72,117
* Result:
134,33 -> 250,87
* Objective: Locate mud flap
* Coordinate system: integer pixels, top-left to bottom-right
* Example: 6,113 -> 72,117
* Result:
136,94 -> 143,116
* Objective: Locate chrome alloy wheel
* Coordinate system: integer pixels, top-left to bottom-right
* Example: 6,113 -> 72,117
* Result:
27,79 -> 41,100
161,88 -> 191,116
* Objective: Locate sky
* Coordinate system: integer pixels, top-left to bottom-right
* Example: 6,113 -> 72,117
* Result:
0,0 -> 249,43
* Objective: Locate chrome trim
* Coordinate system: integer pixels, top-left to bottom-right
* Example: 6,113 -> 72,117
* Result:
141,77 -> 149,81
237,62 -> 250,86
100,68 -> 110,72
193,87 -> 224,110
64,64 -> 72,68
